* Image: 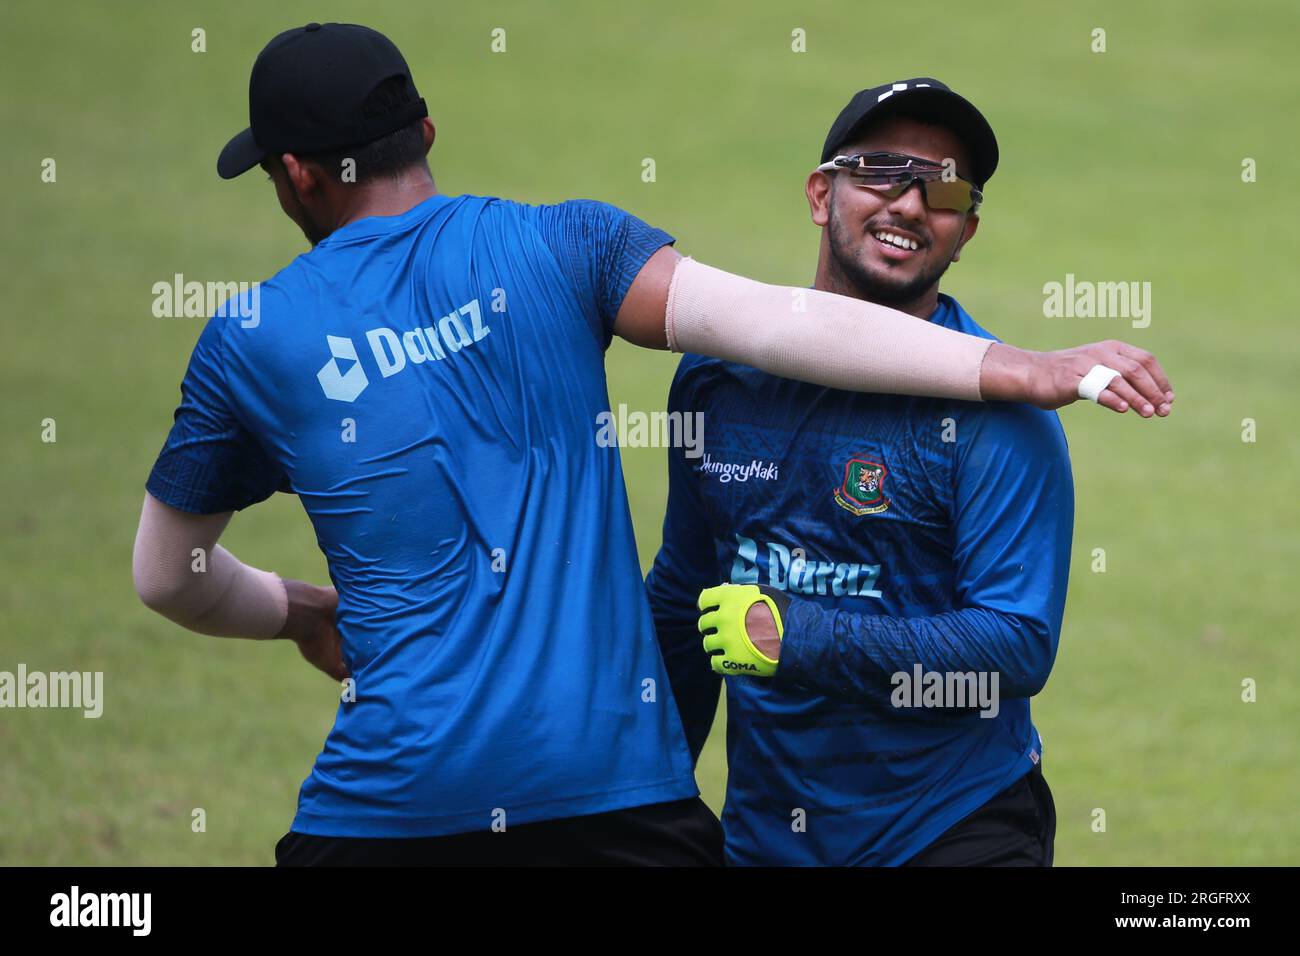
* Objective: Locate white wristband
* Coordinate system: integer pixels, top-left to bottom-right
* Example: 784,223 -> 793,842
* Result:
1077,364 -> 1121,403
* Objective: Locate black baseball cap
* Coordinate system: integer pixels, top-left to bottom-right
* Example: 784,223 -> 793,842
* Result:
821,78 -> 998,186
217,22 -> 428,179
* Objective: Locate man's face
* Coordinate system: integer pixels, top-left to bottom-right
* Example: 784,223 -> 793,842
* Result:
813,116 -> 980,307
260,156 -> 329,247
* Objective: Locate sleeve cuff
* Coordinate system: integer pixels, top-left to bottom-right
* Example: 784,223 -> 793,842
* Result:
774,597 -> 840,693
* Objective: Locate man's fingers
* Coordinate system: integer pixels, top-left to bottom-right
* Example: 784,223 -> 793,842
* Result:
329,633 -> 350,681
1099,358 -> 1173,417
697,585 -> 726,613
296,628 -> 351,681
697,608 -> 722,636
1095,388 -> 1130,414
329,641 -> 350,681
1102,376 -> 1152,416
1105,356 -> 1160,416
1120,343 -> 1174,401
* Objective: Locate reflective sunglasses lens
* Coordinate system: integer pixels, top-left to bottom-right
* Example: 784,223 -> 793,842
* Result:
922,178 -> 978,212
847,169 -> 980,212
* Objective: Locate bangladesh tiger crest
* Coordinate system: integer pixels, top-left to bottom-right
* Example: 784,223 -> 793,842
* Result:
834,458 -> 890,516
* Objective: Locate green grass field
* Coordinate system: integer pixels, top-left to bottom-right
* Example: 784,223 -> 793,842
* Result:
2,0 -> 1297,865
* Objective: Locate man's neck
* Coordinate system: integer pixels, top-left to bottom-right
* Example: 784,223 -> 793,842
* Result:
813,260 -> 940,321
333,174 -> 440,231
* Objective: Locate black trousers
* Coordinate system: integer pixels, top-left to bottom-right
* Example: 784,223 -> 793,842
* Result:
904,763 -> 1056,866
275,796 -> 724,867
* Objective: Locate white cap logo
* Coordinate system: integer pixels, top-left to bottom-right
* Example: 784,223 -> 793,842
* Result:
877,81 -> 931,102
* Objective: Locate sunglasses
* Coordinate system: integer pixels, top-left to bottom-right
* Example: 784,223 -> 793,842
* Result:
816,152 -> 983,213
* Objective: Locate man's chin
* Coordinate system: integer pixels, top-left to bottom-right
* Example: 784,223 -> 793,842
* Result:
850,263 -> 932,305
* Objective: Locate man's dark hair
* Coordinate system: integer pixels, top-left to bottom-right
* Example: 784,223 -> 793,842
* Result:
304,75 -> 428,182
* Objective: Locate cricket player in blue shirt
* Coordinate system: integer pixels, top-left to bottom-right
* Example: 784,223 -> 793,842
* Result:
648,79 -> 1094,865
132,25 -> 1172,866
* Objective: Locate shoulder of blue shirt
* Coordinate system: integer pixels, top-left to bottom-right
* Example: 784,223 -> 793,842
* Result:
199,193 -> 671,353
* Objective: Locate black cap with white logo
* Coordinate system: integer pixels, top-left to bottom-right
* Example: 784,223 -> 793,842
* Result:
821,78 -> 998,186
217,22 -> 428,179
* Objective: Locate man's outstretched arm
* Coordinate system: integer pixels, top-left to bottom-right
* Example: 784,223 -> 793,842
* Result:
132,493 -> 349,680
615,247 -> 1174,417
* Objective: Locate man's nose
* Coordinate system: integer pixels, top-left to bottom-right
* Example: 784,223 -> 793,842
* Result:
886,181 -> 928,220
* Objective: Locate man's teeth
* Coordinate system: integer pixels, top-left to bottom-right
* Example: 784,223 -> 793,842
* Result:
874,230 -> 918,251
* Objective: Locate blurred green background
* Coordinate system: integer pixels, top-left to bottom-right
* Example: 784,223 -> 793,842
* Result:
2,0 -> 1296,865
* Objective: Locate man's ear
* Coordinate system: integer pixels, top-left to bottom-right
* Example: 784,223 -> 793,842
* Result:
421,117 -> 436,156
281,153 -> 319,199
951,212 -> 980,262
806,170 -> 832,227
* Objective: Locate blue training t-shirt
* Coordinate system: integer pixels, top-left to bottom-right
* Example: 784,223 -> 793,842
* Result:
147,195 -> 698,837
646,294 -> 1074,865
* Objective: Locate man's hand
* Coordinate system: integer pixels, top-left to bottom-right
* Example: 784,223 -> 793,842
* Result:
981,340 -> 1175,417
697,584 -> 788,677
279,580 -> 350,681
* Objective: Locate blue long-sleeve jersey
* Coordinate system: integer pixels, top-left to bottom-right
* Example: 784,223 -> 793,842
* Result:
645,293 -> 1074,866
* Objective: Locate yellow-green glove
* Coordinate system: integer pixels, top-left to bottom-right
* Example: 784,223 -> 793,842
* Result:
697,584 -> 788,677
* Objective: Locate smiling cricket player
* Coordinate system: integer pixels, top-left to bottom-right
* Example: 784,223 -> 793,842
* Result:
648,79 -> 1122,865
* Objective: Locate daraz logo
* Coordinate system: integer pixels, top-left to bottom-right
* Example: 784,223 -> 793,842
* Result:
317,299 -> 490,403
317,335 -> 369,402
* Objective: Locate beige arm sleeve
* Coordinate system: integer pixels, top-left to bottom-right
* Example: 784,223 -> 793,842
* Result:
132,493 -> 288,638
665,257 -> 993,401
